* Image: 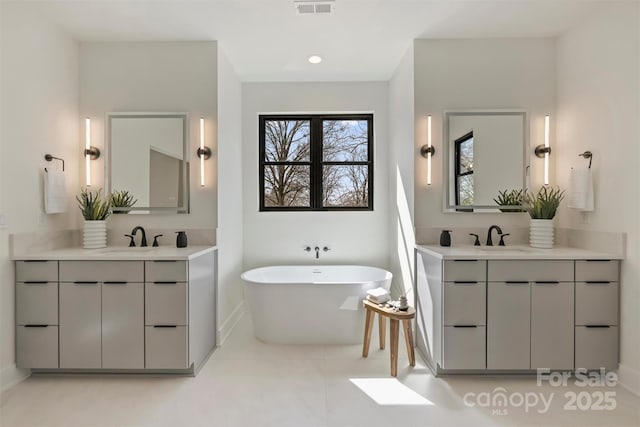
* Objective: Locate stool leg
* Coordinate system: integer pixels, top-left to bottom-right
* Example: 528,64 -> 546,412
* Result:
402,319 -> 415,367
378,315 -> 386,350
362,309 -> 375,358
390,319 -> 399,377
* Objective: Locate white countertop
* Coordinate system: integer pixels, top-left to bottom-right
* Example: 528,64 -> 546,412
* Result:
416,244 -> 622,260
12,245 -> 217,261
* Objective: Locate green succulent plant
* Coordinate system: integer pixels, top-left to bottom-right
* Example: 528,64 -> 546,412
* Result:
524,186 -> 566,219
76,188 -> 111,220
494,188 -> 525,212
109,190 -> 137,214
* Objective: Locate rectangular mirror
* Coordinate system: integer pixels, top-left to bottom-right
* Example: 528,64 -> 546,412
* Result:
106,112 -> 190,213
443,110 -> 528,212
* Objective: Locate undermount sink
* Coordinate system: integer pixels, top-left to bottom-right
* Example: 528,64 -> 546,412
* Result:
477,246 -> 533,252
98,247 -> 156,254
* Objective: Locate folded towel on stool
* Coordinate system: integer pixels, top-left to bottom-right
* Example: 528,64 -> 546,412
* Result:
366,287 -> 390,303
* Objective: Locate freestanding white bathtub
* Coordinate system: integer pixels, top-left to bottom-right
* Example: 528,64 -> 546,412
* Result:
241,265 -> 393,344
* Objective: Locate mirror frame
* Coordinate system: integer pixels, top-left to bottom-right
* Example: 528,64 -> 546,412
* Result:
443,109 -> 529,212
105,112 -> 190,213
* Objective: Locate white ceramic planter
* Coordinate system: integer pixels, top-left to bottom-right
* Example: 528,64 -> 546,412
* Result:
83,220 -> 107,249
529,218 -> 554,249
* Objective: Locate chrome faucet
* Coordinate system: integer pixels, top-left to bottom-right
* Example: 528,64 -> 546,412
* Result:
486,225 -> 503,246
130,226 -> 148,247
314,246 -> 320,259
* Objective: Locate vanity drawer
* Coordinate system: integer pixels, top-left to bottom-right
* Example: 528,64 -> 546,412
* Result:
145,326 -> 189,369
443,260 -> 486,282
60,261 -> 144,282
487,260 -> 573,282
145,260 -> 187,283
575,260 -> 619,282
16,325 -> 58,369
442,326 -> 486,370
575,326 -> 618,370
145,282 -> 188,325
443,281 -> 486,326
575,282 -> 619,326
16,261 -> 58,282
16,282 -> 58,325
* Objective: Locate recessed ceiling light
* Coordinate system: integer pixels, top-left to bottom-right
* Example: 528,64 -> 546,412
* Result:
308,55 -> 322,64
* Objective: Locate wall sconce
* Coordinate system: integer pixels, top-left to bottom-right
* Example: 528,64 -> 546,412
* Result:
84,117 -> 100,186
534,114 -> 551,185
420,115 -> 436,185
196,117 -> 211,187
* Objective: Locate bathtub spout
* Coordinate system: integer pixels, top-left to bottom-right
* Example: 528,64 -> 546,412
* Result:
315,246 -> 320,259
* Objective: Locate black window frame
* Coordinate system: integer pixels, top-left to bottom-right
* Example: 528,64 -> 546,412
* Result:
454,131 -> 474,207
259,114 -> 374,211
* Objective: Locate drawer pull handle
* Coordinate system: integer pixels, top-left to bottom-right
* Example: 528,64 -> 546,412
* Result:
585,325 -> 610,328
74,281 -> 98,284
104,281 -> 127,285
453,281 -> 478,284
585,259 -> 612,262
154,281 -> 178,284
453,260 -> 478,262
23,281 -> 49,284
153,325 -> 177,328
24,324 -> 48,328
23,260 -> 50,263
535,281 -> 559,284
505,281 -> 528,284
453,325 -> 477,328
585,281 -> 611,284
153,260 -> 177,263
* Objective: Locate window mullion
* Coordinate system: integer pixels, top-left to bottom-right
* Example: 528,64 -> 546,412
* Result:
311,117 -> 323,209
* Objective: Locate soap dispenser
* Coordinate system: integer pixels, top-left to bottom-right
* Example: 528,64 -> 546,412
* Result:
440,230 -> 452,247
175,231 -> 188,248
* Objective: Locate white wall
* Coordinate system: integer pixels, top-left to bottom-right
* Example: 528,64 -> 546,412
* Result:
216,48 -> 245,342
556,2 -> 640,394
388,47 -> 415,299
0,3 -> 80,391
413,38 -> 556,235
79,42 -> 218,231
242,82 -> 389,271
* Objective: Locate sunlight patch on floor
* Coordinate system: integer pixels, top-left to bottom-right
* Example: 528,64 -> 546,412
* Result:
350,378 -> 434,406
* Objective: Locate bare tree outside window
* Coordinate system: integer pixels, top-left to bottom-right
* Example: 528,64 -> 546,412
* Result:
259,115 -> 373,211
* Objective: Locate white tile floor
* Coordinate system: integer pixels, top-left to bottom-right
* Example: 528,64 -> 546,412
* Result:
1,314 -> 639,427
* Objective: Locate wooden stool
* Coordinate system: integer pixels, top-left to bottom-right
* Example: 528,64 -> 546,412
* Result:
362,299 -> 416,377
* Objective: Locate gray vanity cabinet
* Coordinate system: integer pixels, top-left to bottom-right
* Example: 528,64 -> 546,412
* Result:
15,261 -> 59,369
574,260 -> 620,370
487,260 -> 574,370
144,261 -> 189,369
441,260 -> 487,370
59,261 -> 144,369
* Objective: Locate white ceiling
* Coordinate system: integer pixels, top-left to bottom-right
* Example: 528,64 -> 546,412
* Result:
14,0 -> 607,81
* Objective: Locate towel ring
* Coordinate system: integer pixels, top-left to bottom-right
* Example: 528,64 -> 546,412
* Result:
578,151 -> 593,169
44,154 -> 65,171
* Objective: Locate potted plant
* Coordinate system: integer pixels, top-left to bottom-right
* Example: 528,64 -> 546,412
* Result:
109,190 -> 137,214
524,186 -> 565,248
493,189 -> 525,212
76,188 -> 111,249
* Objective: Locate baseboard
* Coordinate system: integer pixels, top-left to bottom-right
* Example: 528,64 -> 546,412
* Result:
217,300 -> 246,346
0,364 -> 30,394
617,363 -> 640,396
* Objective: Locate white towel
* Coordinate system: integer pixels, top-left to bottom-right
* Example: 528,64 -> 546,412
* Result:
366,287 -> 390,303
44,169 -> 67,214
568,167 -> 594,212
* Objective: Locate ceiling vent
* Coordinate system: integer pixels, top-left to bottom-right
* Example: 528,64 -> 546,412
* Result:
294,1 -> 334,15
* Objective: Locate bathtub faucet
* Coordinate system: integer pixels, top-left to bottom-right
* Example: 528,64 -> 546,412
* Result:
314,246 -> 320,259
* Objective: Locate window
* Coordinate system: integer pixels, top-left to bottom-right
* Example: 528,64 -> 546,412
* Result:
259,114 -> 373,211
454,131 -> 474,207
